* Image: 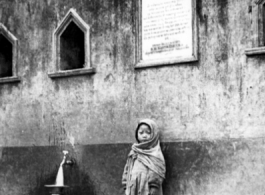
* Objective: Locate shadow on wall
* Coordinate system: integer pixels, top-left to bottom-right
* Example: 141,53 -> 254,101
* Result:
162,142 -> 212,195
28,164 -> 99,195
161,140 -> 249,195
0,140 -> 255,195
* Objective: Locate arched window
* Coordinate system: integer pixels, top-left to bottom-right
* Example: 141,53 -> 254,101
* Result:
60,21 -> 85,70
0,23 -> 20,83
49,8 -> 95,78
0,33 -> 13,77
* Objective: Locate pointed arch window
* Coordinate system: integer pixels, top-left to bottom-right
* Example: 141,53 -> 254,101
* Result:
48,8 -> 95,78
0,23 -> 20,83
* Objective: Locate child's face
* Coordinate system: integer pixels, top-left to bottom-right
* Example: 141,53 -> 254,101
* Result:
137,124 -> 152,143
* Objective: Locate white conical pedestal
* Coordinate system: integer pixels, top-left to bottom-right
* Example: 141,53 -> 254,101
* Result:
55,165 -> 64,186
45,164 -> 69,194
45,151 -> 69,195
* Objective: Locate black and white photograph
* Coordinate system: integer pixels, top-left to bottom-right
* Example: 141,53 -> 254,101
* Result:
0,0 -> 264,195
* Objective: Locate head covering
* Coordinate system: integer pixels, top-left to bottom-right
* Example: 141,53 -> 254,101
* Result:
131,119 -> 166,178
135,119 -> 159,148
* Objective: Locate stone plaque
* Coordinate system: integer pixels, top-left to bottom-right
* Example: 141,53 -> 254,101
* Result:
136,0 -> 197,68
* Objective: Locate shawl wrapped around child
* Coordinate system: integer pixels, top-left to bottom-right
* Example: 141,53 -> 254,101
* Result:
122,119 -> 166,195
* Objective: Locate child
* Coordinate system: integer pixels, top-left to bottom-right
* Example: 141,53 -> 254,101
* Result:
122,119 -> 166,195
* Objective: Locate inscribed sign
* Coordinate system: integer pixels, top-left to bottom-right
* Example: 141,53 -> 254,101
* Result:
136,0 -> 197,67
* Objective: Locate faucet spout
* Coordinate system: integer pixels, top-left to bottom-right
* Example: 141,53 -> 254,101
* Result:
60,150 -> 69,166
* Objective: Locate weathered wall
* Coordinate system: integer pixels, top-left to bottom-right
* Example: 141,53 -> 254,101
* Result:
0,0 -> 265,194
1,139 -> 265,195
0,0 -> 261,146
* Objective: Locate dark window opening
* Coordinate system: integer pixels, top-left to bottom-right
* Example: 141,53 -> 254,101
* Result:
60,21 -> 85,70
0,33 -> 12,77
263,4 -> 265,46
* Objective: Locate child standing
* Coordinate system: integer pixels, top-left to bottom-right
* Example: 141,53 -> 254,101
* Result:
122,119 -> 166,195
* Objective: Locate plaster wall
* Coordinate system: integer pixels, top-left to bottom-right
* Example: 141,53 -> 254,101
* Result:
0,0 -> 260,146
0,0 -> 265,195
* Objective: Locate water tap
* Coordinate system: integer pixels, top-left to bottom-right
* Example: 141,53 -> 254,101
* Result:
62,150 -> 75,167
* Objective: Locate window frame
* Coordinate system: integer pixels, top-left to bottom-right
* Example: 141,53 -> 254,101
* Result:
245,0 -> 265,55
48,8 -> 95,78
0,23 -> 20,84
